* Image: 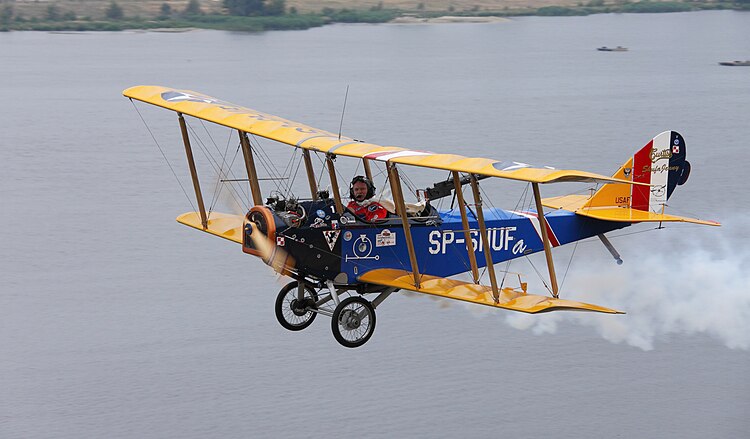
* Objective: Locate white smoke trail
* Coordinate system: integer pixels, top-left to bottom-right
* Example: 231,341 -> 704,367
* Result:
504,217 -> 750,351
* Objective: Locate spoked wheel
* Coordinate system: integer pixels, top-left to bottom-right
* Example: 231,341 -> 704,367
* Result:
275,281 -> 318,331
331,296 -> 376,348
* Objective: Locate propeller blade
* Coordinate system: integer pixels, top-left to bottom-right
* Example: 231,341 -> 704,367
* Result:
247,223 -> 295,276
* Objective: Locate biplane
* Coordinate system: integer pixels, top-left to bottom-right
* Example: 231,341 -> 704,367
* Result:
124,85 -> 720,348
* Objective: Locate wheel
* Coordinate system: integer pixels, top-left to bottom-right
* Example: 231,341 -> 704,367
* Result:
275,281 -> 318,331
331,296 -> 376,348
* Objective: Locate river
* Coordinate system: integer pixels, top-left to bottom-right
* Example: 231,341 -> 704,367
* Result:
1,10 -> 749,438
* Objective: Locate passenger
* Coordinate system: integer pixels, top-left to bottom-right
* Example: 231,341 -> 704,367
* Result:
347,175 -> 389,222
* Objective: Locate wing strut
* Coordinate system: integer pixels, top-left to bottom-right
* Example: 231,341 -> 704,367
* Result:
452,171 -> 480,284
363,158 -> 373,182
302,149 -> 319,201
178,113 -> 207,229
470,174 -> 499,301
238,131 -> 263,206
531,183 -> 560,298
326,154 -> 344,214
388,163 -> 421,288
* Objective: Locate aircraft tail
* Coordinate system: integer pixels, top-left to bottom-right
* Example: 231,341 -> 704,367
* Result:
542,131 -> 719,226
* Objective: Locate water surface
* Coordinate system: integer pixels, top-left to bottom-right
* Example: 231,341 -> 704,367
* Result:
2,11 -> 749,438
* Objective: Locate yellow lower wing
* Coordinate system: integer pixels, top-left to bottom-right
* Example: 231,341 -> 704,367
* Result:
176,211 -> 244,244
358,269 -> 623,314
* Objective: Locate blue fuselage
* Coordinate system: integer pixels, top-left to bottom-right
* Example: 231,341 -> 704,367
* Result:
339,208 -> 629,280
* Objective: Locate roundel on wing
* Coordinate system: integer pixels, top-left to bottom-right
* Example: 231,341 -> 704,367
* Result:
161,91 -> 217,104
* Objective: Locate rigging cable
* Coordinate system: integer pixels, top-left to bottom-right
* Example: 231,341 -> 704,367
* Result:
253,142 -> 288,195
206,130 -> 244,214
185,120 -> 247,214
129,99 -> 197,214
285,149 -> 306,199
314,152 -> 330,192
499,183 -> 532,287
209,140 -> 246,213
193,119 -> 249,205
400,170 -> 420,198
247,133 -> 289,195
559,238 -> 580,292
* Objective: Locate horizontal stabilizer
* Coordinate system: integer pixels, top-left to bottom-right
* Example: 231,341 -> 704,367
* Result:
176,211 -> 244,244
358,269 -> 623,314
542,195 -> 720,226
540,132 -> 719,226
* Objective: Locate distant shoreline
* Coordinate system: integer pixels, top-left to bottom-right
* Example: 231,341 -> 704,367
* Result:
390,15 -> 512,24
2,2 -> 747,32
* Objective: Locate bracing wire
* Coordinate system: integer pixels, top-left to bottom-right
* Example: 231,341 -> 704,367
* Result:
400,171 -> 420,198
250,138 -> 287,196
499,183 -> 532,284
247,132 -> 290,196
524,254 -> 552,295
370,161 -> 388,181
185,120 -> 246,213
206,130 -> 242,213
559,239 -> 580,292
430,196 -> 474,279
314,152 -> 329,190
286,150 -> 306,199
129,99 -> 197,213
194,119 -> 249,203
208,140 -> 246,213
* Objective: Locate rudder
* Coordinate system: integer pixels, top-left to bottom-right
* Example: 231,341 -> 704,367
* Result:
541,131 -> 718,226
583,131 -> 691,213
630,131 -> 690,212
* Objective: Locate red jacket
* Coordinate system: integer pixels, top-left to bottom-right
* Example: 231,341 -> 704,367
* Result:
347,200 -> 389,222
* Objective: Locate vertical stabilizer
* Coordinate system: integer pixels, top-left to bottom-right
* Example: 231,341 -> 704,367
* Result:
580,131 -> 691,212
630,131 -> 690,212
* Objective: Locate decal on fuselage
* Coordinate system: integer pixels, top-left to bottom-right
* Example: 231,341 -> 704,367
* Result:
345,234 -> 380,261
376,229 -> 396,247
427,227 -> 524,255
323,230 -> 340,251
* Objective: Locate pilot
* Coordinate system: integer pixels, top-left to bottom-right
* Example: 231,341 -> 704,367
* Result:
347,175 -> 389,222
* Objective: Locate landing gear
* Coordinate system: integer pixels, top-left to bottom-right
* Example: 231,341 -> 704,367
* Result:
331,296 -> 376,348
275,280 -> 391,347
275,281 -> 318,331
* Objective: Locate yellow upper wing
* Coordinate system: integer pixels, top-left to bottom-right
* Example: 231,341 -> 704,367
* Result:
124,85 -> 645,186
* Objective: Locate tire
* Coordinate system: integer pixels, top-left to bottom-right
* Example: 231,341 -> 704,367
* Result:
331,296 -> 376,348
275,281 -> 318,331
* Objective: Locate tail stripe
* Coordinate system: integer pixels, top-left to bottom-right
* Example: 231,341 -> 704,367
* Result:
510,211 -> 561,247
648,132 -> 671,212
631,139 -> 652,210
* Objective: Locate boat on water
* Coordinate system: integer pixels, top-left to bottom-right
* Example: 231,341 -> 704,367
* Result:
597,46 -> 628,52
718,60 -> 750,66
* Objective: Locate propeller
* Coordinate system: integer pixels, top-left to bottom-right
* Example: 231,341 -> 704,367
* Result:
246,222 -> 295,276
244,206 -> 296,276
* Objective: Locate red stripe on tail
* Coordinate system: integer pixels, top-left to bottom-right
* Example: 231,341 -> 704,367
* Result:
631,140 -> 652,211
